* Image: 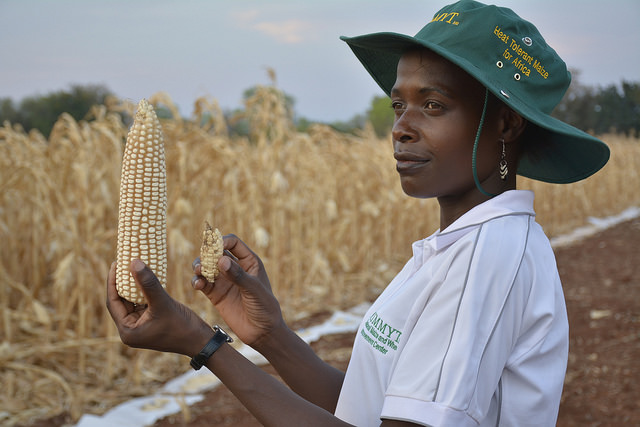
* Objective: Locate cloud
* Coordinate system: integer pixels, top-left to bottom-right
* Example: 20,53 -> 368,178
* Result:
229,9 -> 311,44
253,19 -> 309,44
230,8 -> 261,26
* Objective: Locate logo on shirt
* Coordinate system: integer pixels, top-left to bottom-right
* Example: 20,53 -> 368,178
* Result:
361,311 -> 402,355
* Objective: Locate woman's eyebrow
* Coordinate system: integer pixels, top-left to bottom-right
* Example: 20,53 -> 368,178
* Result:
390,86 -> 452,98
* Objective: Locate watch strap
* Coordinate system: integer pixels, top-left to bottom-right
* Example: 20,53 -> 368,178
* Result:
190,326 -> 233,370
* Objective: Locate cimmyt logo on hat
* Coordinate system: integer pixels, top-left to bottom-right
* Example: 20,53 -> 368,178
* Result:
431,11 -> 460,26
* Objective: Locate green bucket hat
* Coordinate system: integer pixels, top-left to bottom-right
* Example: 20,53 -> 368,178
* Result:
340,0 -> 610,184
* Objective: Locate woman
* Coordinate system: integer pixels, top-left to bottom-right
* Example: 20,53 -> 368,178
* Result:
107,1 -> 609,425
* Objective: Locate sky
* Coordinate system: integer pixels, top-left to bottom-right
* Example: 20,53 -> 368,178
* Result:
2,0 -> 639,122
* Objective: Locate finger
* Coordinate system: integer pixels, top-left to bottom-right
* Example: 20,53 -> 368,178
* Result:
106,261 -> 129,321
222,235 -> 264,278
191,257 -> 201,274
223,234 -> 257,262
191,274 -> 207,291
223,249 -> 238,262
217,254 -> 259,291
130,259 -> 169,305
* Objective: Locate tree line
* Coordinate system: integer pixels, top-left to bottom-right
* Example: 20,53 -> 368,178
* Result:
552,71 -> 640,137
1,72 -> 638,139
0,84 -> 113,137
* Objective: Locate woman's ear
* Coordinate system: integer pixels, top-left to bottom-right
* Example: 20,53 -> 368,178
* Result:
499,106 -> 527,143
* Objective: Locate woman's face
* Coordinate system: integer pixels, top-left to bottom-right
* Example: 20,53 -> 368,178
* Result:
391,48 -> 501,205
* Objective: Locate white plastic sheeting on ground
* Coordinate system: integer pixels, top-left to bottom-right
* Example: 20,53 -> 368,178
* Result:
549,207 -> 640,247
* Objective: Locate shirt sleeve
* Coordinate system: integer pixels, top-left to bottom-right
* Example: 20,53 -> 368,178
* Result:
381,215 -> 534,426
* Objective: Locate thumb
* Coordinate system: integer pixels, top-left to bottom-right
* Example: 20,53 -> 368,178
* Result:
130,259 -> 168,304
219,255 -> 257,290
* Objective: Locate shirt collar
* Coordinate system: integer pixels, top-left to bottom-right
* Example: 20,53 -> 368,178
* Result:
427,190 -> 535,252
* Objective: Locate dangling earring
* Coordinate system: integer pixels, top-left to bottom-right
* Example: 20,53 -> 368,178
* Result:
499,138 -> 508,181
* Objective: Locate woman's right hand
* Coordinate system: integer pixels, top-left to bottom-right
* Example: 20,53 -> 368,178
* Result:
192,234 -> 284,346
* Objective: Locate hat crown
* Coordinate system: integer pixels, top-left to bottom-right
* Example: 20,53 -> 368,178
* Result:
414,0 -> 570,113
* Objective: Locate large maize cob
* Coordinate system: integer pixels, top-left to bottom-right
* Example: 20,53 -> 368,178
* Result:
200,221 -> 224,281
116,99 -> 168,304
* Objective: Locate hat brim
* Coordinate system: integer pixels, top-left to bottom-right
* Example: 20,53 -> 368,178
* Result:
341,33 -> 610,184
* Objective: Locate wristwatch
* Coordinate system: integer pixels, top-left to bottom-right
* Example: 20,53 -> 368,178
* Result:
190,325 -> 234,370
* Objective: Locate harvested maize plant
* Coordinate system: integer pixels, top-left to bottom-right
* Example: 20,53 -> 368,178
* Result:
200,221 -> 224,281
116,99 -> 168,303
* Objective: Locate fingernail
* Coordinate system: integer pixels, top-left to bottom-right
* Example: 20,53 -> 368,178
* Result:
132,259 -> 145,272
220,256 -> 231,272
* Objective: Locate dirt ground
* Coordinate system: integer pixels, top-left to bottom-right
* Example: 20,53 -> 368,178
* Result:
149,217 -> 640,427
21,217 -> 640,426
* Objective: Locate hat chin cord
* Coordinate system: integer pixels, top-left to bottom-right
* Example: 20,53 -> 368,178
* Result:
472,88 -> 497,198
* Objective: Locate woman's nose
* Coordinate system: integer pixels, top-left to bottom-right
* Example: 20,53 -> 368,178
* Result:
391,110 -> 419,143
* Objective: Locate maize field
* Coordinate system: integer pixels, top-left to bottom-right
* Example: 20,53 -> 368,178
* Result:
1,88 -> 639,425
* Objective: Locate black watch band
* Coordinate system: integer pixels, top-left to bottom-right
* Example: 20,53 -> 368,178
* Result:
190,325 -> 233,370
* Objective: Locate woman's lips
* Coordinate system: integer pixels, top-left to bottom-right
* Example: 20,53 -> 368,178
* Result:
394,152 -> 429,173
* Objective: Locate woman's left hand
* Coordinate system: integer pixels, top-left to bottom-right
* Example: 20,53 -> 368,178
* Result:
106,259 -> 213,356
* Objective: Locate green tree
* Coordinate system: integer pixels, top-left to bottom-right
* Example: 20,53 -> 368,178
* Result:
553,70 -> 640,136
328,114 -> 366,134
295,116 -> 314,133
593,85 -> 623,134
367,95 -> 394,137
0,98 -> 20,124
553,69 -> 595,131
0,84 -> 114,136
611,81 -> 640,136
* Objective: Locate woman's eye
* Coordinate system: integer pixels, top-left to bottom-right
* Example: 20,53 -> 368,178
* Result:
391,101 -> 405,111
424,101 -> 441,110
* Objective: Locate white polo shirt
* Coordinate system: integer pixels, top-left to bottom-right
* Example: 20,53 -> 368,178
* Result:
334,190 -> 568,426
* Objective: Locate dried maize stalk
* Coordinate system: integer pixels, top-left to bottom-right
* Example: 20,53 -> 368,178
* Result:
200,221 -> 224,281
116,99 -> 168,304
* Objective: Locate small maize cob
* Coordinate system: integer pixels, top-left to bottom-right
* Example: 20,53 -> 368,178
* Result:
200,221 -> 224,281
116,99 -> 168,304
